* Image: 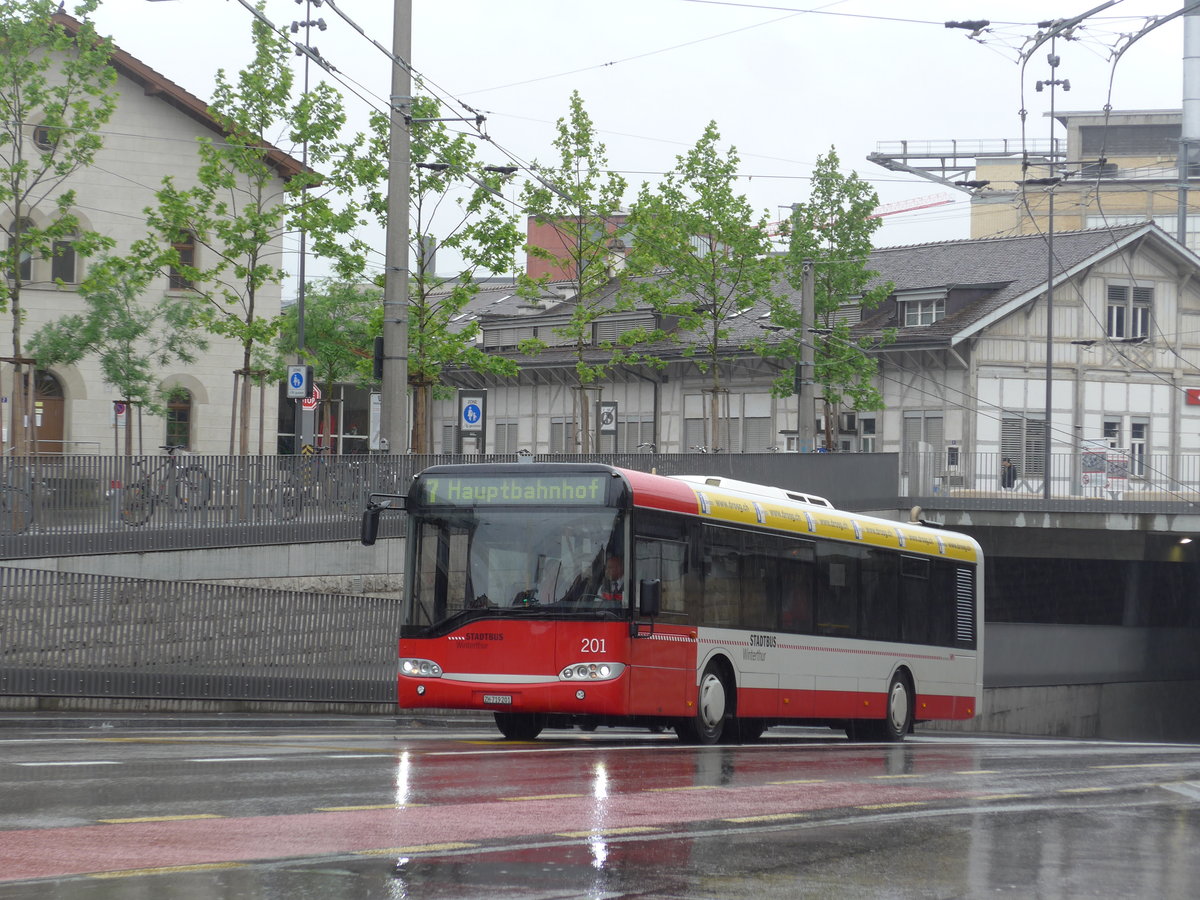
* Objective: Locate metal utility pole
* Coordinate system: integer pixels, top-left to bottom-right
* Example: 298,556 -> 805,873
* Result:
799,258 -> 816,451
1034,39 -> 1069,500
381,0 -> 411,454
1181,4 -> 1200,245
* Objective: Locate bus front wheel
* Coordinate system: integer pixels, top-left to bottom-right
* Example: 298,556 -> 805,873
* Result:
676,662 -> 729,745
494,712 -> 545,741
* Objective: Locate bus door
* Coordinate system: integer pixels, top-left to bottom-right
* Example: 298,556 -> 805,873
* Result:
627,529 -> 693,718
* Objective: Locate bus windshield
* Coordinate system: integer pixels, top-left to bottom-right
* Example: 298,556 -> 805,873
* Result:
406,507 -> 625,631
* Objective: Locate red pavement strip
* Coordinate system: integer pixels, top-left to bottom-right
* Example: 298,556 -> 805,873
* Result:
1,781 -> 967,882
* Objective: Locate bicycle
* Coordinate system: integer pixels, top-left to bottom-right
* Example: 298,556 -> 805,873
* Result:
271,447 -> 360,520
120,445 -> 212,527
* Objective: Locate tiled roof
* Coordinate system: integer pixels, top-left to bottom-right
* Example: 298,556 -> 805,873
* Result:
855,223 -> 1164,345
439,223 -> 1200,366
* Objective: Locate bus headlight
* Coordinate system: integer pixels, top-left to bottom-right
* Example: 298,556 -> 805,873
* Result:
559,662 -> 625,682
400,658 -> 443,678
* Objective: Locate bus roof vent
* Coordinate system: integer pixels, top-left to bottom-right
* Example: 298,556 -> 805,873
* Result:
786,491 -> 834,508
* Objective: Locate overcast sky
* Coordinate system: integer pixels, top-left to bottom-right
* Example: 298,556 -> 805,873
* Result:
89,1 -> 1193,284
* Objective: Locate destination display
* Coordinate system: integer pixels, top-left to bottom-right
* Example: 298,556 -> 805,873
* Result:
417,474 -> 610,506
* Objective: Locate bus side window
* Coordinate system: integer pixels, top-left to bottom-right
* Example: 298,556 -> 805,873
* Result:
816,544 -> 861,638
860,548 -> 900,642
634,537 -> 687,617
702,525 -> 742,627
899,556 -> 930,644
737,531 -> 772,630
778,549 -> 815,634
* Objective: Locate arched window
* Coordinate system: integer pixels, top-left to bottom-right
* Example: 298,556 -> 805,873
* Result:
8,218 -> 34,282
52,231 -> 77,284
32,123 -> 56,152
166,388 -> 193,450
169,232 -> 196,290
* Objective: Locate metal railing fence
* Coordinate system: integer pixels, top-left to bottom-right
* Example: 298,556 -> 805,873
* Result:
0,451 -> 901,560
903,450 -> 1200,512
0,567 -> 401,703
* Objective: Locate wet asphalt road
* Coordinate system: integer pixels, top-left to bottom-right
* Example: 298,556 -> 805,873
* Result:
0,714 -> 1198,898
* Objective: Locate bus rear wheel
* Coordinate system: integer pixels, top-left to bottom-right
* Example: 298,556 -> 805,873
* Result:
848,672 -> 913,742
494,712 -> 546,741
676,662 -> 729,745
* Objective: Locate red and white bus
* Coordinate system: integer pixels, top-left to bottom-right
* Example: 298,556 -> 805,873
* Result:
363,462 -> 983,743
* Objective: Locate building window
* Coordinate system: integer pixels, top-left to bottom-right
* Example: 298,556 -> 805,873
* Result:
165,389 -> 193,450
549,418 -> 575,453
860,416 -> 876,453
1130,419 -> 1148,477
1106,284 -> 1152,339
493,421 -> 519,453
51,235 -> 77,284
903,297 -> 945,327
169,232 -> 196,290
1001,415 -> 1046,477
32,124 -> 56,152
902,412 -> 943,476
1103,418 -> 1121,449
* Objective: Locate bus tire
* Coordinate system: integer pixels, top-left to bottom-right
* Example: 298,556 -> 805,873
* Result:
879,670 -> 914,742
494,712 -> 545,741
676,661 -> 730,745
848,671 -> 913,742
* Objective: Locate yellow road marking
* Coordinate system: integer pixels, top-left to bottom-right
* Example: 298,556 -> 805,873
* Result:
724,813 -> 808,823
769,779 -> 826,785
643,785 -> 711,792
556,826 -> 662,838
356,842 -> 477,855
975,793 -> 1032,801
97,814 -> 224,824
857,801 -> 926,810
1091,763 -> 1176,770
502,793 -> 583,801
89,863 -> 246,879
1059,786 -> 1116,794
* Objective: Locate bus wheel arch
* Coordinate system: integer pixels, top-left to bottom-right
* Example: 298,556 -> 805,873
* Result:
676,654 -> 735,745
847,666 -> 915,743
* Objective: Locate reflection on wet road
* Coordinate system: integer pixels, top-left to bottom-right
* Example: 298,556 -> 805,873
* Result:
0,717 -> 1198,898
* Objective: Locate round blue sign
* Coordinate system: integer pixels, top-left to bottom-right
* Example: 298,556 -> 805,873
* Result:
289,371 -> 304,389
463,403 -> 482,425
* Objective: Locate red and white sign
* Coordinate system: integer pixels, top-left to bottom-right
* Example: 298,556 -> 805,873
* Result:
301,385 -> 321,411
1187,388 -> 1200,406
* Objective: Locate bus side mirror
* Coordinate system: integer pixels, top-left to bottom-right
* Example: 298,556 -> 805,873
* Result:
638,579 -> 661,617
361,506 -> 381,546
361,492 -> 406,546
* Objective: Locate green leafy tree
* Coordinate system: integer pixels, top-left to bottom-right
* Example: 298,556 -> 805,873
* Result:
329,96 -> 522,453
0,0 -> 116,453
767,147 -> 893,450
146,9 -> 348,454
275,279 -> 376,448
28,252 -> 208,454
626,121 -> 778,451
519,91 -> 629,452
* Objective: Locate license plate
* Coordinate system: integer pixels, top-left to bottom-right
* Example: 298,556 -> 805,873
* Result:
482,694 -> 512,705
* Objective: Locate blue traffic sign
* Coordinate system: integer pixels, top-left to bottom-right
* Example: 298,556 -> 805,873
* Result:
463,403 -> 482,425
289,371 -> 304,389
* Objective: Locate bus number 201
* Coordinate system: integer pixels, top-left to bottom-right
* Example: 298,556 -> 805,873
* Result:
581,638 -> 606,654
